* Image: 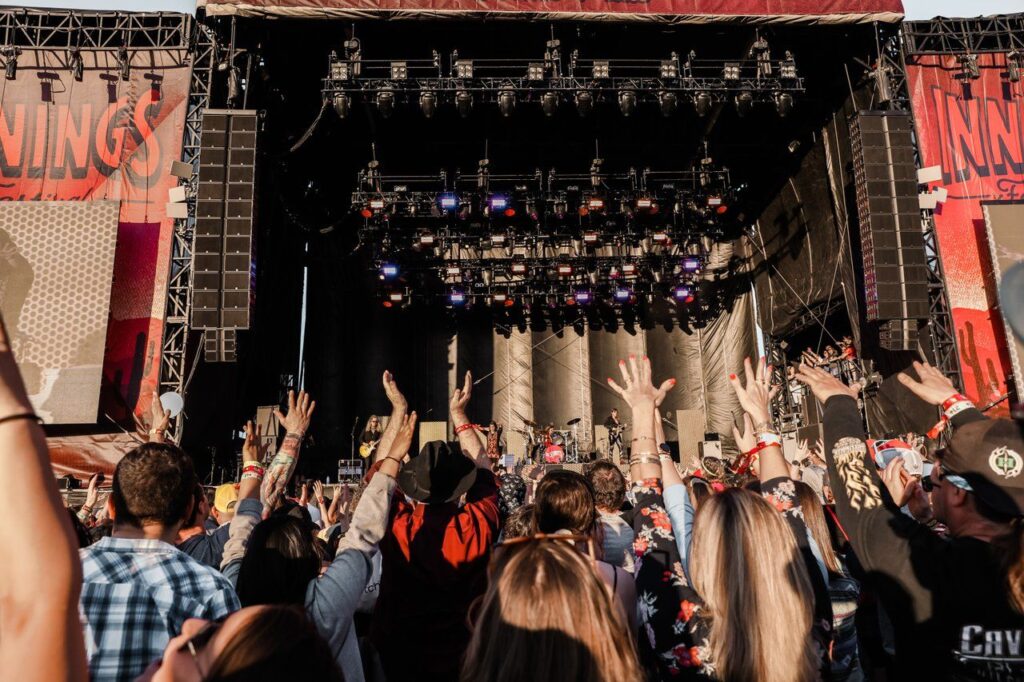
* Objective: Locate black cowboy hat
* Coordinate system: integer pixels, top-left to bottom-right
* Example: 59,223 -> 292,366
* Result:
398,440 -> 479,504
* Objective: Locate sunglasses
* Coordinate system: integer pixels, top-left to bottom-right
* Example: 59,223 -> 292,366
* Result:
497,532 -> 597,561
920,466 -> 974,494
177,619 -> 223,678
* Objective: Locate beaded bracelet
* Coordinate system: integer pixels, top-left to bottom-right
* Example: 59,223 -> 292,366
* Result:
454,423 -> 477,435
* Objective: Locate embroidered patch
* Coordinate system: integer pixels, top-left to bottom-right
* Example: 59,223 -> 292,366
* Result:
832,437 -> 882,510
989,447 -> 1023,479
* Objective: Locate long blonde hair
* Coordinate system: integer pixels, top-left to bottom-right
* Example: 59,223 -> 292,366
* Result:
462,539 -> 642,682
690,487 -> 819,682
794,480 -> 843,575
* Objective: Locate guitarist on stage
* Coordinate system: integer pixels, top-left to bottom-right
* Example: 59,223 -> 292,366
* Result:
603,407 -> 627,463
359,415 -> 383,458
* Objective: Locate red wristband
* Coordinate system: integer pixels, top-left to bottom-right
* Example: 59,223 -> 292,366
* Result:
454,423 -> 476,435
941,394 -> 969,411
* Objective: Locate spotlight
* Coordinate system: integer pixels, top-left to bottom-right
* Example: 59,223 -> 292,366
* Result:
417,233 -> 435,247
587,197 -> 605,211
775,92 -> 794,117
359,208 -> 373,219
380,263 -> 399,279
454,59 -> 474,78
660,59 -> 678,79
652,231 -> 669,244
672,285 -> 693,302
69,47 -> 84,81
592,61 -> 610,79
575,290 -> 593,304
556,264 -> 574,277
618,89 -> 637,117
490,234 -> 507,247
455,90 -> 473,118
621,263 -> 638,277
659,91 -> 678,117
636,198 -> 653,210
332,93 -> 350,118
735,89 -> 754,117
575,90 -> 594,117
489,195 -> 508,212
681,256 -> 702,272
2,46 -> 19,80
419,91 -> 437,118
509,262 -> 528,275
723,62 -> 741,80
330,57 -> 350,80
449,290 -> 466,306
614,287 -> 632,303
376,89 -> 395,118
388,291 -> 404,303
527,62 -> 545,81
694,92 -> 712,117
503,208 -> 516,217
1008,51 -> 1022,83
541,91 -> 559,117
780,52 -> 798,80
583,231 -> 599,245
493,292 -> 509,304
369,198 -> 386,211
439,193 -> 459,211
390,61 -> 408,80
959,53 -> 981,80
498,89 -> 516,117
445,265 -> 463,278
118,45 -> 130,81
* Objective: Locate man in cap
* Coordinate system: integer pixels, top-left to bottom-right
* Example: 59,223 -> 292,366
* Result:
368,370 -> 499,681
798,360 -> 1024,682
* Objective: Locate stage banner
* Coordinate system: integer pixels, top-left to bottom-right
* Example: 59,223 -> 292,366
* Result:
201,0 -> 902,23
0,49 -> 191,429
907,53 -> 1022,415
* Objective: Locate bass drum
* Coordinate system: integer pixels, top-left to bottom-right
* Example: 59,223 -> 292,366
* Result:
544,444 -> 565,464
550,432 -> 565,446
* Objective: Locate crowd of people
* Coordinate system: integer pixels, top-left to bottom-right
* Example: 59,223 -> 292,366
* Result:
2,306 -> 1023,682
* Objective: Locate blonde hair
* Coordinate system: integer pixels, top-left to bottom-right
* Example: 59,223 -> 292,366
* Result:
690,488 -> 819,682
794,480 -> 843,575
462,539 -> 642,682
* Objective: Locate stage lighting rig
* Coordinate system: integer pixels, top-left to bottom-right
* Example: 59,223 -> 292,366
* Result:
959,53 -> 981,80
69,47 -> 84,82
2,46 -> 19,80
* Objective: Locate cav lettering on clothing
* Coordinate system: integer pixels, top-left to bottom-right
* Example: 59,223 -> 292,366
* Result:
956,625 -> 1024,682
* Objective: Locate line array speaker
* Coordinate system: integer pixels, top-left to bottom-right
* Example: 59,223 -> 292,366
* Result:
192,109 -> 258,362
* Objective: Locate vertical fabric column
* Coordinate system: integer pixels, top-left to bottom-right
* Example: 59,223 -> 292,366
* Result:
493,327 -> 534,461
531,329 -> 591,448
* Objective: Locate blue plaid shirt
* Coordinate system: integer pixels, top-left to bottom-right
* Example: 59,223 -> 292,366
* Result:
79,536 -> 240,681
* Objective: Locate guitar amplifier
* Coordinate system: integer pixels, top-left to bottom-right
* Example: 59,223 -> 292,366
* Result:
337,459 -> 365,483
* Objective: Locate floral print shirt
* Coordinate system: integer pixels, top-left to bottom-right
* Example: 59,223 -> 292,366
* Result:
631,477 -> 832,679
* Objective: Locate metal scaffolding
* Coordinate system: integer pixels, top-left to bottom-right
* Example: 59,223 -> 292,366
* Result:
903,14 -> 1024,55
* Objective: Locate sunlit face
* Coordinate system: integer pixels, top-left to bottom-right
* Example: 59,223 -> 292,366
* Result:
138,606 -> 268,682
369,417 -> 379,429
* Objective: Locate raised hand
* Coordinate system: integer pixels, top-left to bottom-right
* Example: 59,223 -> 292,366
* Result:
728,357 -> 778,425
897,360 -> 959,406
450,371 -> 473,418
242,420 -> 267,463
795,438 -> 810,463
84,473 -> 101,510
795,362 -> 860,404
606,355 -> 676,408
312,480 -> 325,503
379,412 -> 418,478
880,458 -> 933,522
148,393 -> 171,443
731,413 -> 757,454
274,389 -> 316,437
383,370 -> 408,412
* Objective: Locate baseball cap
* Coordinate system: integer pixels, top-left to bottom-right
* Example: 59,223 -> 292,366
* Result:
939,418 -> 1024,517
214,483 -> 238,514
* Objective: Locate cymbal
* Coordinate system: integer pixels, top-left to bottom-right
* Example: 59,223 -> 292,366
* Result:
566,417 -> 581,426
522,419 -> 538,428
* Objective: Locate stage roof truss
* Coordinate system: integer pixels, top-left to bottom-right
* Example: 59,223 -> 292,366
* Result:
0,9 -> 191,52
903,14 -> 1024,56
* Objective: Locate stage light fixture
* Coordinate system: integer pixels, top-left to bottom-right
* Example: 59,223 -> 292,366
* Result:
118,45 -> 130,81
575,90 -> 594,116
659,91 -> 678,117
735,89 -> 754,117
455,90 -> 473,118
592,61 -> 610,79
369,198 -> 386,211
69,47 -> 84,81
503,207 -> 516,217
583,231 -> 599,245
2,46 -> 19,80
510,262 -> 528,275
636,197 -> 653,210
489,195 -> 508,211
359,208 -> 373,219
439,193 -> 459,211
332,93 -> 350,118
541,91 -> 559,117
673,285 -> 693,302
723,62 -> 741,80
556,264 -> 573,277
694,92 -> 712,117
1008,51 -> 1022,83
621,263 -> 638,276
780,52 -> 798,80
493,292 -> 509,304
376,89 -> 395,118
330,58 -> 350,80
388,291 -> 404,303
380,263 -> 399,279
660,59 -> 679,79
491,234 -> 507,247
652,231 -> 669,244
587,197 -> 605,211
614,287 -> 632,303
391,61 -> 408,80
681,256 -> 702,272
775,92 -> 794,117
498,89 -> 516,117
455,59 -> 474,78
527,62 -> 545,81
445,265 -> 462,278
449,290 -> 466,306
575,290 -> 593,304
419,91 -> 437,118
618,89 -> 637,117
959,53 -> 981,80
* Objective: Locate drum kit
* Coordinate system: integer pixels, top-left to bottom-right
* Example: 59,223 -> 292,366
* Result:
515,417 -> 584,464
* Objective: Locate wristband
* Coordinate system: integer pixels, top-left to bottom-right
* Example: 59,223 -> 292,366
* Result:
384,455 -> 405,466
240,471 -> 263,482
943,397 -> 975,420
0,412 -> 42,427
316,497 -> 325,504
757,432 -> 782,447
940,394 -> 969,411
242,460 -> 263,469
454,423 -> 476,435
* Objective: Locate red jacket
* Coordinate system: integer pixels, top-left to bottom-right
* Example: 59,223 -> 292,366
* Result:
368,461 -> 499,680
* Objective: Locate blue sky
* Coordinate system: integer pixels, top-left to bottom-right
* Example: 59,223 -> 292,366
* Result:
3,0 -> 1024,18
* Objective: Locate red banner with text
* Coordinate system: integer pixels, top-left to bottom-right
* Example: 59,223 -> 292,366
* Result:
907,53 -> 1022,415
0,51 -> 190,437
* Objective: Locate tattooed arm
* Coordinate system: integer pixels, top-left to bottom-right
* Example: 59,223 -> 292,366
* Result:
374,371 -> 408,464
261,389 -> 317,518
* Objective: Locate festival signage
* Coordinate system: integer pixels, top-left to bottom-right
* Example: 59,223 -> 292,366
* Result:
907,52 -> 1023,415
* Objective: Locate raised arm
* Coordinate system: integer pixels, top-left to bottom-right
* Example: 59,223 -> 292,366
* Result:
261,390 -> 316,518
0,312 -> 87,682
222,420 -> 265,581
374,371 -> 409,464
450,371 -> 487,468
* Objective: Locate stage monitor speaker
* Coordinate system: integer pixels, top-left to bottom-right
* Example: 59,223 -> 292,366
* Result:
418,421 -> 448,454
192,109 -> 258,361
676,409 -> 705,472
850,111 -> 929,350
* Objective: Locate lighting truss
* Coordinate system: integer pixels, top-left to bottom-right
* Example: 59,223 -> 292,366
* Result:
322,37 -> 805,117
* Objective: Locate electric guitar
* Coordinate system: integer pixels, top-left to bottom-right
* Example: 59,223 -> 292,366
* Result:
359,439 -> 381,459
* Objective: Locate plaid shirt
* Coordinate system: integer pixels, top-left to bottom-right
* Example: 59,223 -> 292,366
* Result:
79,536 -> 239,681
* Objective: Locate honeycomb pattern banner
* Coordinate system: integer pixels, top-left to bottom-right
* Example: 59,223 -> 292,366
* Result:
0,201 -> 120,424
